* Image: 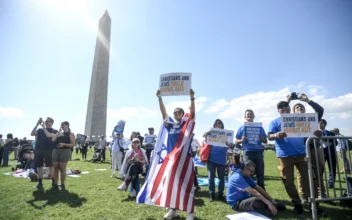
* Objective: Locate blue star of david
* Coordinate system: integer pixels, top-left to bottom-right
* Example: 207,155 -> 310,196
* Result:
157,144 -> 168,164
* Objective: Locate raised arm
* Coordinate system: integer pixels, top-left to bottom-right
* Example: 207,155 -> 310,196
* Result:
31,119 -> 42,136
156,90 -> 168,121
190,89 -> 195,118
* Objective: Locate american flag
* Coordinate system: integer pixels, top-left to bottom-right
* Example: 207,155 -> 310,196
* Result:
137,113 -> 195,213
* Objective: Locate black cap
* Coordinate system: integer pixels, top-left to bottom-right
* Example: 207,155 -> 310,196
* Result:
148,127 -> 154,130
277,101 -> 289,109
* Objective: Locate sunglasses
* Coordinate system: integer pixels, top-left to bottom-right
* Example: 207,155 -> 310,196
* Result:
246,168 -> 255,173
173,111 -> 183,115
133,141 -> 139,144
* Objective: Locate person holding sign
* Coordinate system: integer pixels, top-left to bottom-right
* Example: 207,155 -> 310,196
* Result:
235,109 -> 267,189
267,101 -> 308,215
111,133 -> 126,178
143,89 -> 195,220
203,119 -> 230,202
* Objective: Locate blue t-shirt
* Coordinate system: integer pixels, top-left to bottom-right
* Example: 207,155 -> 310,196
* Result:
35,128 -> 58,150
226,172 -> 257,208
165,117 -> 186,154
268,117 -> 306,157
230,164 -> 241,174
208,145 -> 228,165
236,125 -> 267,152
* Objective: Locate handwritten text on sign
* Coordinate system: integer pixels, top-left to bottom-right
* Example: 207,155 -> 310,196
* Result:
159,72 -> 192,96
206,128 -> 234,147
280,113 -> 318,137
244,122 -> 262,145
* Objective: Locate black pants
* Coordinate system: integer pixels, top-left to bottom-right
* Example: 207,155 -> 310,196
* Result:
82,149 -> 87,159
0,147 -> 3,165
234,197 -> 268,214
126,163 -> 143,190
194,167 -> 199,187
324,146 -> 337,186
102,148 -> 106,161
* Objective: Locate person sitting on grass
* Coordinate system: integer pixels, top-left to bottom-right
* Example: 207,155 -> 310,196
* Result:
228,147 -> 242,176
117,138 -> 148,198
227,160 -> 286,217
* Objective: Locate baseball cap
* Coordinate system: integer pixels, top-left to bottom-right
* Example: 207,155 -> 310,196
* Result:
132,138 -> 140,143
277,101 -> 289,109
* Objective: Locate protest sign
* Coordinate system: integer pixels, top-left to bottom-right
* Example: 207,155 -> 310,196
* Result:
280,113 -> 318,138
76,134 -> 87,144
113,120 -> 126,134
206,128 -> 234,147
145,136 -> 156,144
159,72 -> 192,96
243,122 -> 263,151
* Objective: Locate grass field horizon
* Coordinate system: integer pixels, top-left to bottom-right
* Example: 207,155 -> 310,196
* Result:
1,150 -> 351,220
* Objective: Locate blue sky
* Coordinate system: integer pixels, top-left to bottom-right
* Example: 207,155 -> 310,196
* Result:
0,0 -> 351,141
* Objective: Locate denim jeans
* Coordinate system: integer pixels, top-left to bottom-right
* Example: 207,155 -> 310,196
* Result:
242,151 -> 265,189
3,146 -> 10,166
207,160 -> 226,196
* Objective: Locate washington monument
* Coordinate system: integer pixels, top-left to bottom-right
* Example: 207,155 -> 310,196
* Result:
84,10 -> 111,141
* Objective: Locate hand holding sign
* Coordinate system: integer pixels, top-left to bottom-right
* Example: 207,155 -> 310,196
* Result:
276,132 -> 287,139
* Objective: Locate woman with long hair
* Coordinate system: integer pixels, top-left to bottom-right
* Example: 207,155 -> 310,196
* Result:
204,119 -> 228,202
43,121 -> 75,191
117,138 -> 148,197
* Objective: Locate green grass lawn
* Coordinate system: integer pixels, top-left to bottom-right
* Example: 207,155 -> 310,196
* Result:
0,150 -> 351,220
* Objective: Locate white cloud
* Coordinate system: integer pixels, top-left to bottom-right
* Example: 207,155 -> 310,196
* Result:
165,96 -> 207,114
203,84 -> 352,134
107,106 -> 158,120
0,107 -> 26,118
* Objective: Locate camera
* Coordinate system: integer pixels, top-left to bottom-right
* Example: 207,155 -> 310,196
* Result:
290,92 -> 300,100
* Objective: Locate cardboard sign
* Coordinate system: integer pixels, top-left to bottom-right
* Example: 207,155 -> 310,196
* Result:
159,72 -> 192,96
113,120 -> 126,134
280,113 -> 318,137
206,128 -> 234,147
76,134 -> 87,144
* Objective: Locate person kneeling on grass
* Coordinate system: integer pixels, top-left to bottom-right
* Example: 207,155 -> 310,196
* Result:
227,160 -> 286,217
117,138 -> 148,197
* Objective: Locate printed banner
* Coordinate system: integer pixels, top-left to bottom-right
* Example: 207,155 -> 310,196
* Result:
76,134 -> 87,144
244,122 -> 263,150
159,72 -> 192,96
113,120 -> 126,134
280,113 -> 318,137
145,136 -> 155,144
206,128 -> 234,147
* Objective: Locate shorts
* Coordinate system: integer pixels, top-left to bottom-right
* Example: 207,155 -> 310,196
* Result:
34,149 -> 53,167
52,148 -> 71,163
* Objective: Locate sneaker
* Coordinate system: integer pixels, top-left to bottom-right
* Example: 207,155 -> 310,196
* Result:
209,194 -> 215,202
35,183 -> 43,189
60,185 -> 66,191
117,182 -> 127,191
293,204 -> 304,215
218,194 -> 226,201
129,189 -> 137,198
186,213 -> 194,220
50,184 -> 59,190
164,209 -> 178,220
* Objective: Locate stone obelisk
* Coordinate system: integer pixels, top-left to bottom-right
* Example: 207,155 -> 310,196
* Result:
84,10 -> 111,141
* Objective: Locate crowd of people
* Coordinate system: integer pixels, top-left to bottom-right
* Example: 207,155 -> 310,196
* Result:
1,90 -> 351,219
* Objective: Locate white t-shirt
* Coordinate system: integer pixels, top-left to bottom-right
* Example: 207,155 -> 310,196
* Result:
143,134 -> 158,149
98,139 -> 106,149
112,136 -> 126,153
191,138 -> 200,152
336,134 -> 347,151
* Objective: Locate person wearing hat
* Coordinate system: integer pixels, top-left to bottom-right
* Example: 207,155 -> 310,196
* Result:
117,138 -> 148,197
267,100 -> 308,215
142,127 -> 157,164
